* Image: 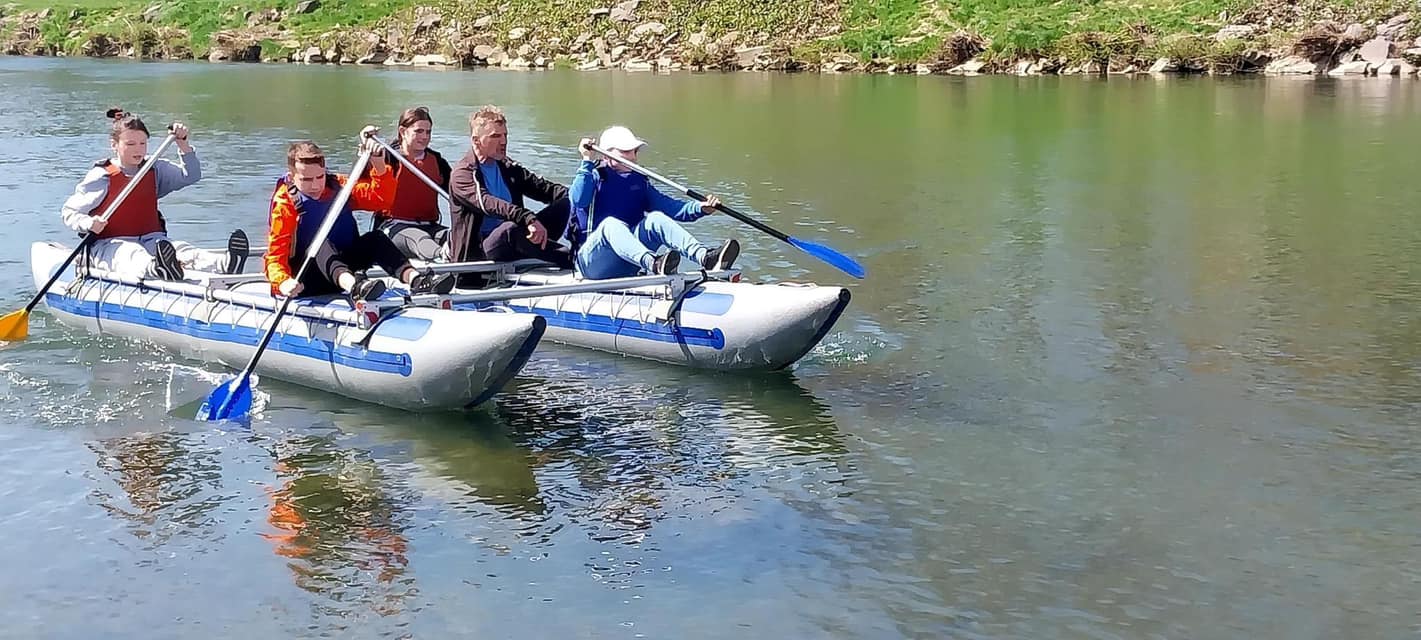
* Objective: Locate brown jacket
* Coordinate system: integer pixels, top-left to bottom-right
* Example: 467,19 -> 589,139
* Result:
447,149 -> 568,262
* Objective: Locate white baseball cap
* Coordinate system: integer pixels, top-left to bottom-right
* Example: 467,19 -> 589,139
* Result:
599,125 -> 647,152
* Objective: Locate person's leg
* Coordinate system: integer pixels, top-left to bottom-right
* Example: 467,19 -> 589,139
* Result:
353,231 -> 453,294
537,197 -> 572,240
293,255 -> 342,297
307,238 -> 381,300
574,219 -> 654,280
636,212 -> 708,265
380,220 -> 444,262
87,236 -> 152,279
137,232 -> 184,280
168,229 -> 249,274
480,221 -> 524,262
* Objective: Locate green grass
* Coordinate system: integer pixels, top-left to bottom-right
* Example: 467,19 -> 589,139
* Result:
2,0 -> 1416,66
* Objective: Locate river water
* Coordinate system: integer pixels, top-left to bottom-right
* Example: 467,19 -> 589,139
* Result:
2,57 -> 1421,638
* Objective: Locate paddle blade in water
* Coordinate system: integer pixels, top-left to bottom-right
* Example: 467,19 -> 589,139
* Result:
0,309 -> 29,342
786,237 -> 867,279
197,376 -> 253,422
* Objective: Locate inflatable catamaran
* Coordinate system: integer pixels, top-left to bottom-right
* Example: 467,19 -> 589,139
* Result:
427,260 -> 851,371
29,241 -> 545,411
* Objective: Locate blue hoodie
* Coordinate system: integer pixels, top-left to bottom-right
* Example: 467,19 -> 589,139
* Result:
567,159 -> 705,248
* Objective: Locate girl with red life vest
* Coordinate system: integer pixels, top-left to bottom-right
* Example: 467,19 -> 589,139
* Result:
59,108 -> 249,280
264,134 -> 454,301
372,106 -> 452,262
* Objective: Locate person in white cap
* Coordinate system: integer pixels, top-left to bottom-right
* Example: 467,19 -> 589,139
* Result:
567,126 -> 739,279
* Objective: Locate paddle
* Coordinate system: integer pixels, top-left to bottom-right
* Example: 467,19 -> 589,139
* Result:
197,133 -> 378,422
0,129 -> 179,342
584,144 -> 866,279
369,134 -> 451,201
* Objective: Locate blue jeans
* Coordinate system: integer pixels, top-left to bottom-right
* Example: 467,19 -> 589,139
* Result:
576,212 -> 708,280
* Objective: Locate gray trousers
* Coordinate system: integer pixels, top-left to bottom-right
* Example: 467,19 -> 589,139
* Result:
378,220 -> 448,262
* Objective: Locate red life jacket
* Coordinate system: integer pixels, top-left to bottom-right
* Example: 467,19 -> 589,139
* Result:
92,159 -> 163,239
384,151 -> 444,223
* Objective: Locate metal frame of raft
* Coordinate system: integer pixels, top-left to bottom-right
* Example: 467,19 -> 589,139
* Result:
199,248 -> 852,371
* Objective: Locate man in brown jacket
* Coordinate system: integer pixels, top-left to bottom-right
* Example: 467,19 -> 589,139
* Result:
447,106 -> 574,278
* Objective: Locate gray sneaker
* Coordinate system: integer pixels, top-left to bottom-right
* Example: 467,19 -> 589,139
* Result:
149,239 -> 184,281
652,251 -> 681,276
700,239 -> 740,271
225,229 -> 249,274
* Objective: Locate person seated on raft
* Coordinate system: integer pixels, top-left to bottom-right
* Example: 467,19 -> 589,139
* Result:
569,126 -> 739,279
263,131 -> 454,302
60,107 -> 249,280
371,106 -> 452,262
447,105 -> 575,273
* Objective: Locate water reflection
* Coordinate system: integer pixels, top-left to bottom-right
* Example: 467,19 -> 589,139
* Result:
287,356 -> 849,551
259,431 -> 417,619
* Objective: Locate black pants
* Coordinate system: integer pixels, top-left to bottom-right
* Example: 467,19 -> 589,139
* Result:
297,231 -> 412,297
481,198 -> 574,269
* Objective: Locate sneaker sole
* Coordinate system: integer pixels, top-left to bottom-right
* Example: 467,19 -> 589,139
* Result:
226,230 -> 249,274
658,251 -> 681,275
153,240 -> 184,281
712,240 -> 740,271
355,279 -> 387,301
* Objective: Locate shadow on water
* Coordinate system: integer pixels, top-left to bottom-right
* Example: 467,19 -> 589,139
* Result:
74,346 -> 847,631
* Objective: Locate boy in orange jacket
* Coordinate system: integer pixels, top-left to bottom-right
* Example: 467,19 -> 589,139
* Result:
264,133 -> 452,300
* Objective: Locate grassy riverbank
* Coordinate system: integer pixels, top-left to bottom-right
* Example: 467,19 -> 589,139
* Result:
2,0 -> 1418,74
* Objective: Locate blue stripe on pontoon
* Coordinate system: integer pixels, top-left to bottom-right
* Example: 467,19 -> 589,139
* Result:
379,316 -> 432,341
47,293 -> 413,376
680,292 -> 734,316
464,302 -> 725,349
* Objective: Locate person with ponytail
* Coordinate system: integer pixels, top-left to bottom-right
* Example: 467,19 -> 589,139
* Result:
370,106 -> 452,261
59,107 -> 248,280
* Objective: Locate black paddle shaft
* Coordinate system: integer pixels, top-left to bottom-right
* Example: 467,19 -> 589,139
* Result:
24,130 -> 179,314
586,144 -> 792,242
237,294 -> 295,379
684,188 -> 789,242
25,235 -> 95,313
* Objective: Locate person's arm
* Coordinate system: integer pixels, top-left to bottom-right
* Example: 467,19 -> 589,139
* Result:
568,159 -> 601,236
647,184 -> 707,222
59,168 -> 110,233
152,151 -> 202,198
264,188 -> 299,295
349,166 -> 395,211
436,153 -> 452,190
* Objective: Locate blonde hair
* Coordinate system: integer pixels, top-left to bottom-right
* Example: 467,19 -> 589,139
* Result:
469,105 -> 506,137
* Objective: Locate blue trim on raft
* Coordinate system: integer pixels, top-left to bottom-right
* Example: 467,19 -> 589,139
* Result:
462,302 -> 726,350
677,291 -> 734,316
46,292 -> 415,376
377,315 -> 432,341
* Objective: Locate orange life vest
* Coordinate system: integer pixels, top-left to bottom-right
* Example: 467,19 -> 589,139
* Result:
92,159 -> 163,239
384,152 -> 444,223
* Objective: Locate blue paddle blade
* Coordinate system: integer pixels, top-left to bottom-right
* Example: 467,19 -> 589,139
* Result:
197,376 -> 253,421
786,236 -> 867,279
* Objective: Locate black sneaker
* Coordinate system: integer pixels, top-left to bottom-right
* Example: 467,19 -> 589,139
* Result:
652,251 -> 681,276
700,238 -> 740,271
225,229 -> 249,274
150,239 -> 184,281
409,271 -> 455,295
349,276 -> 387,301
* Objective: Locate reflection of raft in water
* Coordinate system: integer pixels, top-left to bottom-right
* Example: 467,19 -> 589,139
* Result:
29,241 -> 545,411
436,260 -> 852,371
